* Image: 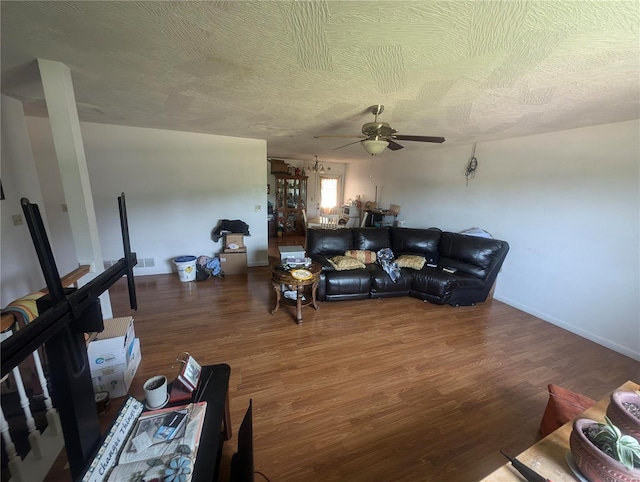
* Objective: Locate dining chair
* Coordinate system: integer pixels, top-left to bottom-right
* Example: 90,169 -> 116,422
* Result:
320,214 -> 340,229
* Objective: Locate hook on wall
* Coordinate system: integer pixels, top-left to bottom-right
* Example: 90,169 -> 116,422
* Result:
465,143 -> 478,186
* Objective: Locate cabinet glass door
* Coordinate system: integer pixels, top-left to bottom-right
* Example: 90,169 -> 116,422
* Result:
274,175 -> 307,235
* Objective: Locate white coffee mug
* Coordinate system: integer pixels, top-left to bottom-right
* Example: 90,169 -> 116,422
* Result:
143,375 -> 167,409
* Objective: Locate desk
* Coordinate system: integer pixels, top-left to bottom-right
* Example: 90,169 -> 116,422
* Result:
158,364 -> 231,482
185,364 -> 231,481
363,209 -> 397,227
480,380 -> 639,481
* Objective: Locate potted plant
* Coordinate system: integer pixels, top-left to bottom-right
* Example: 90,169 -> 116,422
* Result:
607,390 -> 640,440
570,416 -> 640,482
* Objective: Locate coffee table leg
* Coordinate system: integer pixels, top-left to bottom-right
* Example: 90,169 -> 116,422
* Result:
296,284 -> 303,324
271,281 -> 281,314
311,281 -> 319,310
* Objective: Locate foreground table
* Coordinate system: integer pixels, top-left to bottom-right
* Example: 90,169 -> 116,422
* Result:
188,364 -> 232,481
480,380 -> 639,481
165,363 -> 231,482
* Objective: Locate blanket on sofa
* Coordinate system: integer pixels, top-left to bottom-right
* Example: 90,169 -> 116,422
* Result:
376,248 -> 401,282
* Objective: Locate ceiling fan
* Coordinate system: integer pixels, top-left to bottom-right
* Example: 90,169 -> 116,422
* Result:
314,105 -> 445,155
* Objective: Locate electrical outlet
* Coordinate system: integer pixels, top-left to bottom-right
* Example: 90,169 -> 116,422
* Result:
255,205 -> 261,212
12,215 -> 23,226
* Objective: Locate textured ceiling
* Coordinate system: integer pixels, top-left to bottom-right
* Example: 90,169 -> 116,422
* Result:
2,1 -> 639,163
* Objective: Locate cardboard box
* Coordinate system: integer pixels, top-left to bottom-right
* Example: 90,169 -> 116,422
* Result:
389,204 -> 401,215
269,159 -> 289,174
278,245 -> 305,260
224,233 -> 245,249
92,338 -> 141,398
87,316 -> 135,376
220,251 -> 247,275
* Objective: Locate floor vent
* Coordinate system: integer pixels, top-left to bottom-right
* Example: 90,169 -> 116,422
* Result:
141,258 -> 155,267
106,258 -> 155,268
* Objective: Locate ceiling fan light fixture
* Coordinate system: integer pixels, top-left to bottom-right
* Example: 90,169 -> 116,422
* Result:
362,139 -> 389,155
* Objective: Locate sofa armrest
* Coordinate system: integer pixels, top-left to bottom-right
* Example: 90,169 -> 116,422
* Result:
309,255 -> 335,271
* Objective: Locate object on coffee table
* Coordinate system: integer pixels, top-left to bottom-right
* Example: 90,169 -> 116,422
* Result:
143,375 -> 168,409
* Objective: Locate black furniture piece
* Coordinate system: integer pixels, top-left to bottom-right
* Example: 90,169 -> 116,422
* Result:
1,194 -> 137,479
180,363 -> 232,482
230,399 -> 254,482
306,227 -> 509,306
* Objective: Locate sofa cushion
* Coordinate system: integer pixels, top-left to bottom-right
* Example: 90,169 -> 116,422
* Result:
344,249 -> 377,264
438,232 -> 508,279
306,228 -> 353,256
367,264 -> 413,294
328,256 -> 366,271
325,269 -> 371,295
391,228 -> 441,264
411,268 -> 460,300
352,227 -> 391,252
396,255 -> 426,270
411,268 -> 484,302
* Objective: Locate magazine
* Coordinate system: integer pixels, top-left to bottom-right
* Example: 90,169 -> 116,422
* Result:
107,401 -> 207,482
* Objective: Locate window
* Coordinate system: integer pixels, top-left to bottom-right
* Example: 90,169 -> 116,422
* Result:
319,176 -> 339,210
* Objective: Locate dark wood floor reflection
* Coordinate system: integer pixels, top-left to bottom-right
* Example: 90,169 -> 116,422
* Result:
47,235 -> 639,481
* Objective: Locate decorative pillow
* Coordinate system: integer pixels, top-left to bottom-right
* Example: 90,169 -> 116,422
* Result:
344,250 -> 377,264
327,255 -> 366,271
396,255 -> 427,270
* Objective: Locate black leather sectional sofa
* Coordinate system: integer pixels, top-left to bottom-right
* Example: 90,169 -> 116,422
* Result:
305,227 -> 509,306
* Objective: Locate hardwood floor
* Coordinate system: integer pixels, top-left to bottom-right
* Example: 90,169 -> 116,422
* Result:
47,235 -> 639,481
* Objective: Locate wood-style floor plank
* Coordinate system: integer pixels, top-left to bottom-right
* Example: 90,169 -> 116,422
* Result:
45,236 -> 639,481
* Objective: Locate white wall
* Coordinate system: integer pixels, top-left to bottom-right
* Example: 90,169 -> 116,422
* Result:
27,119 -> 268,274
345,120 -> 640,360
0,95 -> 49,306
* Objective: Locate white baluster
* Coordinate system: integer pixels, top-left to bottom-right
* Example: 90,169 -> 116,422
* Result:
1,406 -> 25,482
11,364 -> 42,460
30,348 -> 61,436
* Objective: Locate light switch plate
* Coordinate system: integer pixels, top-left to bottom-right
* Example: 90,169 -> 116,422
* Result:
12,214 -> 23,226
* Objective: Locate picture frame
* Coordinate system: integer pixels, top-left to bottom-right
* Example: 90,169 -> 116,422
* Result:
177,352 -> 202,392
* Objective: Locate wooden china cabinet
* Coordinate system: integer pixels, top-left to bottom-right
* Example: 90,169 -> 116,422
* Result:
274,174 -> 307,235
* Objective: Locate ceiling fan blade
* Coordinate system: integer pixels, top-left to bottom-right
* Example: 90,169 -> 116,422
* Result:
387,140 -> 404,151
393,135 -> 445,143
333,140 -> 363,150
314,135 -> 366,139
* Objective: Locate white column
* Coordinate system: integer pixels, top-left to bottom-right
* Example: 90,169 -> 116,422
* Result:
37,59 -> 113,318
1,406 -> 25,482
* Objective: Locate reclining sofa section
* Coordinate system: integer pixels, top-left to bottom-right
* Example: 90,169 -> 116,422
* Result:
306,227 -> 509,306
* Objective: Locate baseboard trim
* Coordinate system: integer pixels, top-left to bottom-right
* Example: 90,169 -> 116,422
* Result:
494,294 -> 640,362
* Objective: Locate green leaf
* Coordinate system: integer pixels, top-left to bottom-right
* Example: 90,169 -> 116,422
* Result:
616,444 -> 636,470
604,416 -> 623,439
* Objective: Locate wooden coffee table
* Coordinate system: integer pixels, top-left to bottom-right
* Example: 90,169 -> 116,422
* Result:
270,262 -> 321,324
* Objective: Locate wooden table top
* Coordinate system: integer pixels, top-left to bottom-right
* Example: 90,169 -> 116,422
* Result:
270,261 -> 321,285
480,380 -> 640,481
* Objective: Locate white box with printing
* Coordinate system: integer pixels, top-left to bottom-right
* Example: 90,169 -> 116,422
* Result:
91,338 -> 141,398
87,316 -> 135,376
